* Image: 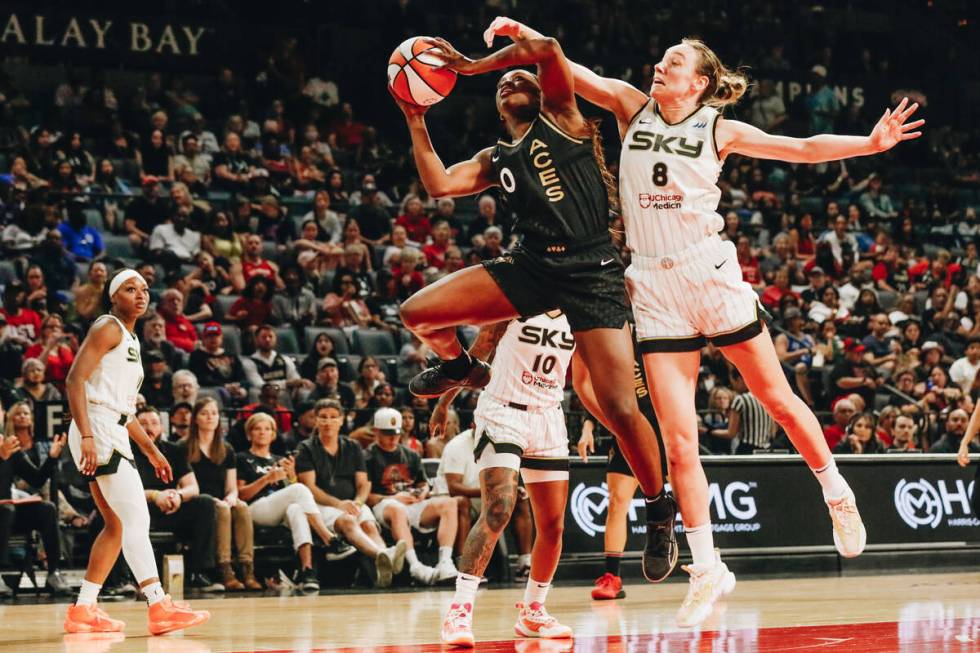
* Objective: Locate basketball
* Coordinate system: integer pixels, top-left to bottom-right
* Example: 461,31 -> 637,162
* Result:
387,36 -> 457,107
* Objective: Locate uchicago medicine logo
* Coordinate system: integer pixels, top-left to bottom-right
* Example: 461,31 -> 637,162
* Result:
894,478 -> 977,530
570,481 -> 760,537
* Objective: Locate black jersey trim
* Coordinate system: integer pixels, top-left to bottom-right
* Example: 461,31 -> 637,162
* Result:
626,98 -> 652,130
538,112 -> 586,144
637,334 -> 707,353
708,305 -> 764,347
497,119 -> 538,148
711,112 -> 723,163
520,456 -> 570,471
654,102 -> 705,127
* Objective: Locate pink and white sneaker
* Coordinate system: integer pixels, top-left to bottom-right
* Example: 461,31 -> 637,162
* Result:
514,602 -> 573,639
441,602 -> 475,647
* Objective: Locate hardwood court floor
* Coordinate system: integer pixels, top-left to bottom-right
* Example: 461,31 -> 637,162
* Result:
2,572 -> 979,652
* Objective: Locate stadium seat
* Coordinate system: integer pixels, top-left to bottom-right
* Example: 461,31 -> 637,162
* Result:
304,326 -> 350,355
376,355 -> 400,384
274,327 -> 300,354
197,387 -> 225,409
0,260 -> 15,285
222,325 -> 243,356
84,208 -> 103,229
335,354 -> 360,383
352,328 -> 397,356
878,290 -> 899,312
103,234 -> 132,259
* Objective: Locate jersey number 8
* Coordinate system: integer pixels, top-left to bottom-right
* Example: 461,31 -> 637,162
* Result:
652,162 -> 669,187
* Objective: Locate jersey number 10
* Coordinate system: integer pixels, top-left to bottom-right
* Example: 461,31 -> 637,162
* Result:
532,354 -> 557,374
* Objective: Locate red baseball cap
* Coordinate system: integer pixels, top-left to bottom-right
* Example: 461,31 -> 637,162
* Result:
202,322 -> 223,336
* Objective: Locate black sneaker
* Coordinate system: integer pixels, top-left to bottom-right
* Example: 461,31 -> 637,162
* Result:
299,567 -> 320,592
642,492 -> 679,583
408,358 -> 491,398
187,572 -> 225,592
324,538 -> 357,561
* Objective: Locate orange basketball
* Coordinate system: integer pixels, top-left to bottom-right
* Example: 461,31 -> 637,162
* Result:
387,37 -> 457,107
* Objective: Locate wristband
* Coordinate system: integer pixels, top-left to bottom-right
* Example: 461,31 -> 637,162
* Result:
149,490 -> 159,501
354,499 -> 364,507
81,435 -> 94,440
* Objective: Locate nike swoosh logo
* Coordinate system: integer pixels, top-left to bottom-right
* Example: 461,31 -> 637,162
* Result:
638,119 -> 652,124
491,153 -> 500,162
714,260 -> 726,270
601,258 -> 614,266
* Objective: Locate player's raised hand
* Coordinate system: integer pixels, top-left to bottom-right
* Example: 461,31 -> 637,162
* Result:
483,16 -> 526,47
869,97 -> 925,153
424,37 -> 476,75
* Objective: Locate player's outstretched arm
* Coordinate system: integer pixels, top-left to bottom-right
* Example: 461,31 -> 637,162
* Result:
389,88 -> 497,198
719,96 -> 924,163
483,16 -> 647,131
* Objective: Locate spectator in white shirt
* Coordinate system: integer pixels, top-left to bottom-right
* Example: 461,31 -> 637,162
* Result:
150,207 -> 201,269
949,336 -> 980,393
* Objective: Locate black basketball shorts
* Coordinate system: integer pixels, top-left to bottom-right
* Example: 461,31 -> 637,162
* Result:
482,236 -> 629,332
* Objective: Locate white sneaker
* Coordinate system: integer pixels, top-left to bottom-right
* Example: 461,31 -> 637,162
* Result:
826,489 -> 867,558
514,602 -> 573,639
435,559 -> 459,583
389,540 -> 408,575
441,602 -> 475,647
374,549 -> 393,588
676,550 -> 736,628
410,562 -> 438,585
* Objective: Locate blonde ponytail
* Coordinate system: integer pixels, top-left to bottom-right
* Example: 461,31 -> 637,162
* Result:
682,38 -> 749,109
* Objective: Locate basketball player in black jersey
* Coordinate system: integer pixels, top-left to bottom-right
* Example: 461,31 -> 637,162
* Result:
575,323 -> 667,600
390,35 -> 678,583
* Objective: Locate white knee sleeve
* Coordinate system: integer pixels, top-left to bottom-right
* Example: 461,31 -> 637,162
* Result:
96,461 -> 158,583
476,445 -> 522,473
285,502 -> 313,550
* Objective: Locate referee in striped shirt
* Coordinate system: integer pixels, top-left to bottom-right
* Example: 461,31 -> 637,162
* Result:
728,370 -> 776,454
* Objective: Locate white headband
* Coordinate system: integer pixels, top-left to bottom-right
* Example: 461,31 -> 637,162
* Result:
109,269 -> 147,298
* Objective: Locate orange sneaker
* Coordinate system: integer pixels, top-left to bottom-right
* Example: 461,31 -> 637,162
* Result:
591,572 -> 625,600
514,602 -> 572,639
64,604 -> 126,633
147,596 -> 210,636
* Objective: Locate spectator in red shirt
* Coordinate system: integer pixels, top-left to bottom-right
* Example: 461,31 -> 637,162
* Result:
228,276 -> 275,329
0,281 -> 42,346
158,288 -> 199,353
872,246 -> 902,292
908,253 -> 961,291
394,195 -> 431,244
22,314 -> 75,390
329,102 -> 366,149
823,398 -> 856,449
736,234 -> 764,291
761,266 -> 800,310
422,219 -> 452,271
236,232 -> 283,291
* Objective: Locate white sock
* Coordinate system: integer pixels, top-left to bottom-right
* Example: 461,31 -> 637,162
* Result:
405,548 -> 420,567
76,579 -> 101,606
452,572 -> 481,609
813,459 -> 849,500
517,553 -> 531,568
684,523 -> 716,567
439,546 -> 454,565
142,581 -> 166,606
523,577 -> 551,607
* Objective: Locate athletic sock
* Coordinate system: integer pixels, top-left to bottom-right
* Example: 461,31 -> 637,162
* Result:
813,459 -> 849,501
452,572 -> 481,609
439,546 -> 454,565
142,581 -> 166,606
517,553 -> 531,568
405,548 -> 420,567
684,523 -> 716,568
76,579 -> 101,606
441,351 -> 474,379
523,577 -> 551,607
604,553 -> 622,576
645,489 -> 673,522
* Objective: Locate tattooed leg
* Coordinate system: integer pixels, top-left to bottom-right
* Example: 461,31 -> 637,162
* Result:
458,467 -> 519,576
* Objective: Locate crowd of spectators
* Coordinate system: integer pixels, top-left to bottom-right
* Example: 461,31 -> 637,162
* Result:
0,0 -> 978,597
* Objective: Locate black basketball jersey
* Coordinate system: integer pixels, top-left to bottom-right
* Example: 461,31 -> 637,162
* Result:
491,113 -> 609,242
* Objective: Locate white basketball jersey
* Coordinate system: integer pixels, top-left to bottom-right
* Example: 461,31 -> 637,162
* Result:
481,312 -> 575,409
85,314 -> 144,416
619,101 -> 724,257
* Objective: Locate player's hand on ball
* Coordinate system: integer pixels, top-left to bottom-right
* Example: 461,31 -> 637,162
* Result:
869,96 -> 924,152
425,37 -> 475,75
483,16 -> 525,47
387,85 -> 428,118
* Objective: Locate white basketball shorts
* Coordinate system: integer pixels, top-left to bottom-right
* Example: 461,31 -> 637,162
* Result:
625,235 -> 763,353
473,397 -> 569,483
68,405 -> 135,477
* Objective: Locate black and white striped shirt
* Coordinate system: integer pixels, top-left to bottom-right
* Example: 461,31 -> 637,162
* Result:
732,392 -> 774,450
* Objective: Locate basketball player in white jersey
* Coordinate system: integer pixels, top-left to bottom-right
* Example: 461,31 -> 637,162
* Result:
485,17 -> 924,626
63,269 -> 210,636
431,311 -> 576,646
